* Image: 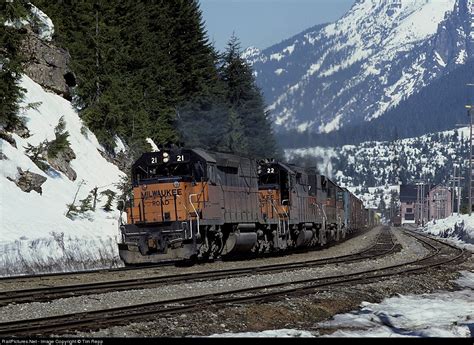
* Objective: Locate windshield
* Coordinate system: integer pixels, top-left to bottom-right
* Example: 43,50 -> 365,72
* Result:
133,161 -> 206,185
154,162 -> 191,177
258,164 -> 279,186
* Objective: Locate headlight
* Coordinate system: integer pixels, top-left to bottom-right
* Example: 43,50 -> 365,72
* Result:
163,157 -> 169,163
163,152 -> 169,158
173,181 -> 180,188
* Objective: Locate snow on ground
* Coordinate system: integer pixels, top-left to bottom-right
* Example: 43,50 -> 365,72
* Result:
29,4 -> 54,41
421,214 -> 474,252
0,75 -> 125,276
319,271 -> 474,338
208,329 -> 315,338
206,271 -> 474,338
205,213 -> 474,338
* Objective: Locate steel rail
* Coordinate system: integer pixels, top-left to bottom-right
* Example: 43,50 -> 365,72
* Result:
0,228 -> 396,306
0,225 -> 374,282
0,228 -> 466,336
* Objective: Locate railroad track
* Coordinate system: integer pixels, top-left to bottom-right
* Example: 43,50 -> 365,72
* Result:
0,225 -> 374,282
0,228 -> 467,336
0,227 -> 397,306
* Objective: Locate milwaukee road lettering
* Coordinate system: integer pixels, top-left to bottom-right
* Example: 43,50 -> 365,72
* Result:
141,189 -> 183,199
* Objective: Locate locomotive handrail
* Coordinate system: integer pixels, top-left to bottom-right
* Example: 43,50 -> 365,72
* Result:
188,194 -> 200,240
281,199 -> 290,236
176,193 -> 191,240
336,214 -> 342,240
315,203 -> 327,232
118,199 -> 126,225
281,199 -> 290,219
269,199 -> 285,237
316,203 -> 327,221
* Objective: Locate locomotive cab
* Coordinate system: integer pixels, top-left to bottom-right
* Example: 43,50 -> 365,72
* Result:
127,149 -> 208,225
257,161 -> 291,220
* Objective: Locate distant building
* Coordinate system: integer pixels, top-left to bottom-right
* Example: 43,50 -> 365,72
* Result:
400,183 -> 452,225
429,185 -> 452,221
400,184 -> 417,224
400,184 -> 430,225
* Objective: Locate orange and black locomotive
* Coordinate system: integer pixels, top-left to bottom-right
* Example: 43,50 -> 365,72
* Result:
118,148 -> 377,265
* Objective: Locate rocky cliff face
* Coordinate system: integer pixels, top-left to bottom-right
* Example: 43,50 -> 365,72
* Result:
20,29 -> 76,100
246,0 -> 473,135
12,4 -> 76,101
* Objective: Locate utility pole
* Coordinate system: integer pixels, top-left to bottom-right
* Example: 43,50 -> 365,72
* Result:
450,173 -> 465,216
421,182 -> 425,226
467,104 -> 473,216
458,177 -> 463,216
467,82 -> 474,215
464,105 -> 472,215
451,164 -> 457,215
415,181 -> 425,226
415,183 -> 420,225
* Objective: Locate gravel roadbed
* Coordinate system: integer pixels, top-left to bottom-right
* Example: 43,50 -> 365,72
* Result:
73,251 -> 472,338
0,227 -> 380,291
0,228 -> 429,323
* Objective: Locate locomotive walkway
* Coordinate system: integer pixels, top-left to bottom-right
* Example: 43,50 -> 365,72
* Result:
0,228 -> 468,336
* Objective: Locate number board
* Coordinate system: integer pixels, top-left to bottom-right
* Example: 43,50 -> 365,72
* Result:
175,154 -> 187,162
148,152 -> 189,165
266,167 -> 275,174
149,154 -> 161,165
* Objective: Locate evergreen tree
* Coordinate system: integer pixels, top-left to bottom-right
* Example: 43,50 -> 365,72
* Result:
47,116 -> 71,158
100,189 -> 116,212
24,141 -> 49,171
176,99 -> 230,151
0,1 -> 28,131
219,35 -> 278,158
79,194 -> 93,213
33,0 -> 225,155
225,108 -> 249,154
377,195 -> 386,217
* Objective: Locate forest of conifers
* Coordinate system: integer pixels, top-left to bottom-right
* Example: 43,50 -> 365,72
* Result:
1,0 -> 279,160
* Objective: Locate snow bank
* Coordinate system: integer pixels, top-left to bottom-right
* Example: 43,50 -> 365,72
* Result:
205,271 -> 473,338
319,271 -> 474,338
421,214 -> 474,251
4,4 -> 54,41
208,329 -> 316,338
29,4 -> 54,41
0,75 -> 126,276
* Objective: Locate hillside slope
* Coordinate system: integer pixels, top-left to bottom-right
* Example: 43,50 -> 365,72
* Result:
0,75 -> 126,276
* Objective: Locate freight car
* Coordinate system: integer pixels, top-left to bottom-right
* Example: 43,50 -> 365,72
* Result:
118,148 -> 376,265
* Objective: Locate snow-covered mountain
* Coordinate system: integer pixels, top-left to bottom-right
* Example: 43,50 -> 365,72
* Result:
247,0 -> 473,134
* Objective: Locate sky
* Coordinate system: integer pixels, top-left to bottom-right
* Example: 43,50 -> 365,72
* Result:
199,0 -> 355,52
